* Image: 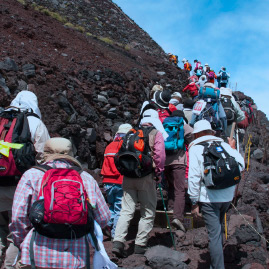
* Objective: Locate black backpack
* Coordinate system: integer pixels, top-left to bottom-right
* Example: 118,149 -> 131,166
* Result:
114,126 -> 155,178
199,141 -> 241,189
0,109 -> 39,186
221,97 -> 236,125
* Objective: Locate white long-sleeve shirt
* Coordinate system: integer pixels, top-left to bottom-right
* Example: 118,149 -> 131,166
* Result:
188,135 -> 245,203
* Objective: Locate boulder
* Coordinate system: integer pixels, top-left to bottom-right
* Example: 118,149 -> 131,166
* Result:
0,58 -> 18,71
252,148 -> 264,160
22,64 -> 36,78
145,245 -> 189,269
98,95 -> 108,103
228,214 -> 254,236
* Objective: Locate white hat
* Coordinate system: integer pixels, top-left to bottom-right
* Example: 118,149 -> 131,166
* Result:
116,123 -> 132,134
192,120 -> 215,134
182,58 -> 187,63
140,109 -> 168,140
171,92 -> 182,99
205,63 -> 209,66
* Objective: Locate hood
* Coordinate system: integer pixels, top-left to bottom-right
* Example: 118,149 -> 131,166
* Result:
9,91 -> 42,118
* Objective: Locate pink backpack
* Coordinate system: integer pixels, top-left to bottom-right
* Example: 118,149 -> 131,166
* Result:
208,71 -> 215,80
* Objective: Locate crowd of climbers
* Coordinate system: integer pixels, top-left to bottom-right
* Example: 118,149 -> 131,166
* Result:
0,54 -> 255,268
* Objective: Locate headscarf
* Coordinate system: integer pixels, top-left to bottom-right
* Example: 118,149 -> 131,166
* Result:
9,90 -> 42,118
140,109 -> 168,140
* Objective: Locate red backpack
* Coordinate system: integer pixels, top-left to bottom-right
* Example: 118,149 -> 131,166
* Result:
29,165 -> 97,241
182,82 -> 199,97
0,109 -> 38,185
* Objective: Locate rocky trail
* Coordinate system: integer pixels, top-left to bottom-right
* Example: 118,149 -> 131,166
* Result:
0,0 -> 269,268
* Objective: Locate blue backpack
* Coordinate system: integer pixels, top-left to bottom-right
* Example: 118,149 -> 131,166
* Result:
163,116 -> 185,153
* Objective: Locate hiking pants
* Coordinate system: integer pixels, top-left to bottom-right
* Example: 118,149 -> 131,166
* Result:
113,173 -> 157,247
200,202 -> 231,269
104,183 -> 123,238
164,164 -> 186,221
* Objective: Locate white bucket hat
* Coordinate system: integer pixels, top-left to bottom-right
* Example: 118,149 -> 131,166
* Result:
171,92 -> 182,99
192,120 -> 215,134
116,124 -> 132,134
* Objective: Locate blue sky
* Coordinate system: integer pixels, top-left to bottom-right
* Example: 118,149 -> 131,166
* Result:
113,0 -> 269,118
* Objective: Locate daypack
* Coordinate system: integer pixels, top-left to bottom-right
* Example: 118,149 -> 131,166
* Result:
182,82 -> 199,98
114,126 -> 156,178
101,140 -> 123,181
191,87 -> 225,131
196,69 -> 202,77
140,101 -> 172,124
188,75 -> 198,83
29,165 -> 98,241
221,97 -> 236,125
239,99 -> 254,123
184,62 -> 192,71
163,116 -> 185,154
208,71 -> 215,80
221,71 -> 228,81
0,109 -> 38,185
199,141 -> 241,189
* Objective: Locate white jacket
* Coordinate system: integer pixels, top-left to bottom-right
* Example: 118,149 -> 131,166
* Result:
188,135 -> 245,203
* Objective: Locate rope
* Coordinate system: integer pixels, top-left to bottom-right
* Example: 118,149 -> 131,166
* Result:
231,203 -> 269,244
224,213 -> 227,240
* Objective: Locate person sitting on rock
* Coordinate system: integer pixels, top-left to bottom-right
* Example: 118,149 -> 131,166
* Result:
188,120 -> 244,269
112,109 -> 165,257
101,123 -> 132,239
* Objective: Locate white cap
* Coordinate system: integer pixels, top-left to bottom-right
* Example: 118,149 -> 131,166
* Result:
116,124 -> 132,134
220,88 -> 232,97
171,92 -> 182,99
205,63 -> 209,66
192,120 -> 215,134
182,58 -> 187,63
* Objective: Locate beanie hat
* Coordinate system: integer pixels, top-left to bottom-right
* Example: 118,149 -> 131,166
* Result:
184,99 -> 195,109
116,123 -> 132,134
153,90 -> 171,108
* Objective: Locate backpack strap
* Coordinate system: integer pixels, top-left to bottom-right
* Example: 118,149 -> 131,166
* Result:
32,164 -> 53,173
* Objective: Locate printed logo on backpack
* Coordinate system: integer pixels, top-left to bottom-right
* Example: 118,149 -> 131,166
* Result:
114,127 -> 155,178
200,141 -> 241,189
163,116 -> 185,154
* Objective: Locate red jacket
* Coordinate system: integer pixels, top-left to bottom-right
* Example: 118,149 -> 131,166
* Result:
101,140 -> 123,185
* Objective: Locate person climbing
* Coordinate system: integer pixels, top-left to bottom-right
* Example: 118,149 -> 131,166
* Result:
204,63 -> 209,73
0,90 -> 50,269
168,53 -> 178,66
206,69 -> 217,84
183,99 -> 195,123
140,84 -> 163,114
112,109 -> 165,256
101,123 -> 132,239
196,74 -> 207,88
10,138 -> 112,269
182,58 -> 192,74
163,110 -> 194,232
193,59 -> 201,75
220,88 -> 245,138
217,67 -> 230,88
169,92 -> 183,110
188,120 -> 245,269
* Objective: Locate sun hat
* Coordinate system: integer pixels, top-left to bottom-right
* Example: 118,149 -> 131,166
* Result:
171,92 -> 182,99
182,58 -> 187,63
153,90 -> 171,108
220,88 -> 232,97
42,137 -> 81,167
116,123 -> 132,134
192,120 -> 215,134
204,63 -> 209,66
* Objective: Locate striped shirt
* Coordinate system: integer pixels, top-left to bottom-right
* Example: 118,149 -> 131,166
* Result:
10,160 -> 110,268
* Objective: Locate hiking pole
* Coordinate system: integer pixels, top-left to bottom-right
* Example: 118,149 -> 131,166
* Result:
158,183 -> 176,250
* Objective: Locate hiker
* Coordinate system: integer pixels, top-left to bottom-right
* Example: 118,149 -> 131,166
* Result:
163,110 -> 194,232
168,53 -> 178,66
182,58 -> 192,74
188,120 -> 245,269
204,63 -> 209,73
112,109 -> 165,256
169,92 -> 183,110
196,74 -> 207,88
206,69 -> 217,84
220,88 -> 245,138
193,59 -> 201,75
217,67 -> 230,88
140,84 -> 163,114
101,123 -> 132,239
10,137 -> 113,269
0,90 -> 50,269
183,99 -> 195,123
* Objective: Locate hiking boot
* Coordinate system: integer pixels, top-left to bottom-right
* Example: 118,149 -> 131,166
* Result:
171,218 -> 186,232
102,226 -> 112,239
112,241 -> 127,258
134,244 -> 148,255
